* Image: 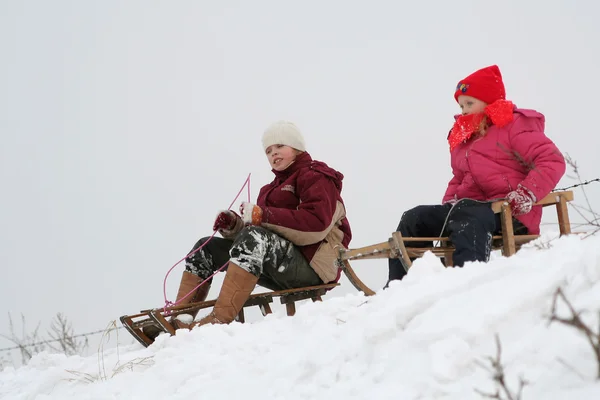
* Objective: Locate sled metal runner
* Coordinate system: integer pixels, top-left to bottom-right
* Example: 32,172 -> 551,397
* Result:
120,190 -> 573,347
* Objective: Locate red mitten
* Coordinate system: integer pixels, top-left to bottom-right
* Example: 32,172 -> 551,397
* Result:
506,185 -> 536,216
239,202 -> 263,225
213,210 -> 238,231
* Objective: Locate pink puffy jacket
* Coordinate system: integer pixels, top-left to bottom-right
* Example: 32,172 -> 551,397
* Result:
442,108 -> 566,234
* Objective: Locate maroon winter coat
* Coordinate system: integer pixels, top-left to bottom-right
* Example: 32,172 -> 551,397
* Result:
443,107 -> 566,234
255,152 -> 351,283
256,152 -> 352,282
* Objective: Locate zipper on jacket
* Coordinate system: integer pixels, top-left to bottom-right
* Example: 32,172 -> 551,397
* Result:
464,144 -> 487,198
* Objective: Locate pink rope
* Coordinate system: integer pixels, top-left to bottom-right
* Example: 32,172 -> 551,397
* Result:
162,173 -> 252,311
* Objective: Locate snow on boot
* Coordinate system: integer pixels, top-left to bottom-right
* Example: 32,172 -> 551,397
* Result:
171,279 -> 211,330
191,262 -> 258,328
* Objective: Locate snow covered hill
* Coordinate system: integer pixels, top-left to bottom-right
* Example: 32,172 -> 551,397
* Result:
1,233 -> 600,400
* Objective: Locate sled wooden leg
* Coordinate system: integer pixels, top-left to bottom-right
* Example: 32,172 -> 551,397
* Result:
442,246 -> 454,267
556,196 -> 571,235
286,303 -> 296,316
120,315 -> 154,348
149,310 -> 176,336
392,232 -> 412,270
340,260 -> 376,296
259,303 -> 272,316
235,308 -> 245,323
501,204 -> 516,257
311,295 -> 322,302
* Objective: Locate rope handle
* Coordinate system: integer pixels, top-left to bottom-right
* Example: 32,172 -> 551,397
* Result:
162,173 -> 252,311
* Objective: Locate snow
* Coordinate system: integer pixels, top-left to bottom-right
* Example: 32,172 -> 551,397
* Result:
1,233 -> 600,399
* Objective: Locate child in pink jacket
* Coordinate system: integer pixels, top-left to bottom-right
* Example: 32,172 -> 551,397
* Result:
388,65 -> 566,284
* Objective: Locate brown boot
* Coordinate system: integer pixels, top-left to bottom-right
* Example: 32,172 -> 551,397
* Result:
143,271 -> 211,338
191,262 -> 258,328
170,271 -> 212,329
175,271 -> 210,303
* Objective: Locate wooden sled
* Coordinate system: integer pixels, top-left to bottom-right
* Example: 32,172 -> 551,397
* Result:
120,277 -> 374,348
121,246 -> 377,347
339,190 -> 574,270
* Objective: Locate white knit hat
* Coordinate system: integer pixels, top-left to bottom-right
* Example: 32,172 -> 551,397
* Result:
261,120 -> 306,152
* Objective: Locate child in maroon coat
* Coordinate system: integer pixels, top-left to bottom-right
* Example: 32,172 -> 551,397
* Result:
177,121 -> 351,328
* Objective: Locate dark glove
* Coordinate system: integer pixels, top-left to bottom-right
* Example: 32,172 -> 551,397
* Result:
506,185 -> 536,216
213,210 -> 238,231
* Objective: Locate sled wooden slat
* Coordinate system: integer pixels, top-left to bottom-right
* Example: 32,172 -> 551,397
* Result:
339,241 -> 391,260
242,296 -> 274,308
490,190 -> 574,213
392,234 -> 543,243
338,234 -> 550,261
279,286 -> 330,305
139,299 -> 218,315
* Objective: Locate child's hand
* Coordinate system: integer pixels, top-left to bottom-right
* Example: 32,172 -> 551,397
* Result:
506,185 -> 536,216
240,202 -> 263,225
213,210 -> 238,231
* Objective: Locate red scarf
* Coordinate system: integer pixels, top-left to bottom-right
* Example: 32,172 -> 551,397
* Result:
448,99 -> 515,151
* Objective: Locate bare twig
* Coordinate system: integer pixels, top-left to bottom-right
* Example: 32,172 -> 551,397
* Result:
532,241 -> 552,251
0,353 -> 10,370
1,313 -> 95,367
97,320 -> 119,381
64,369 -> 99,384
556,357 -> 587,381
562,154 -> 600,236
47,313 -> 88,357
496,143 -> 536,172
64,321 -> 153,384
474,334 -> 528,399
548,288 -> 600,379
0,313 -> 46,365
110,356 -> 154,377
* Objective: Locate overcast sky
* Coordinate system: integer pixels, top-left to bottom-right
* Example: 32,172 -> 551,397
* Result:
1,1 -> 599,353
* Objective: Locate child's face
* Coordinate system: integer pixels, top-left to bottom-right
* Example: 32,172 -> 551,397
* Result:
265,144 -> 299,171
458,95 -> 487,115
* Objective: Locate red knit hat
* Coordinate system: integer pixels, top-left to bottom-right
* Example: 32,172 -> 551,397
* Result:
454,65 -> 506,104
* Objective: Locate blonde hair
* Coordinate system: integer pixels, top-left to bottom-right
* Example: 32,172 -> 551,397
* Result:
478,115 -> 490,136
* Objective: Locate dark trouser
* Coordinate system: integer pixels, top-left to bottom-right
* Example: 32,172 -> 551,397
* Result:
185,226 -> 323,291
388,199 -> 527,281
